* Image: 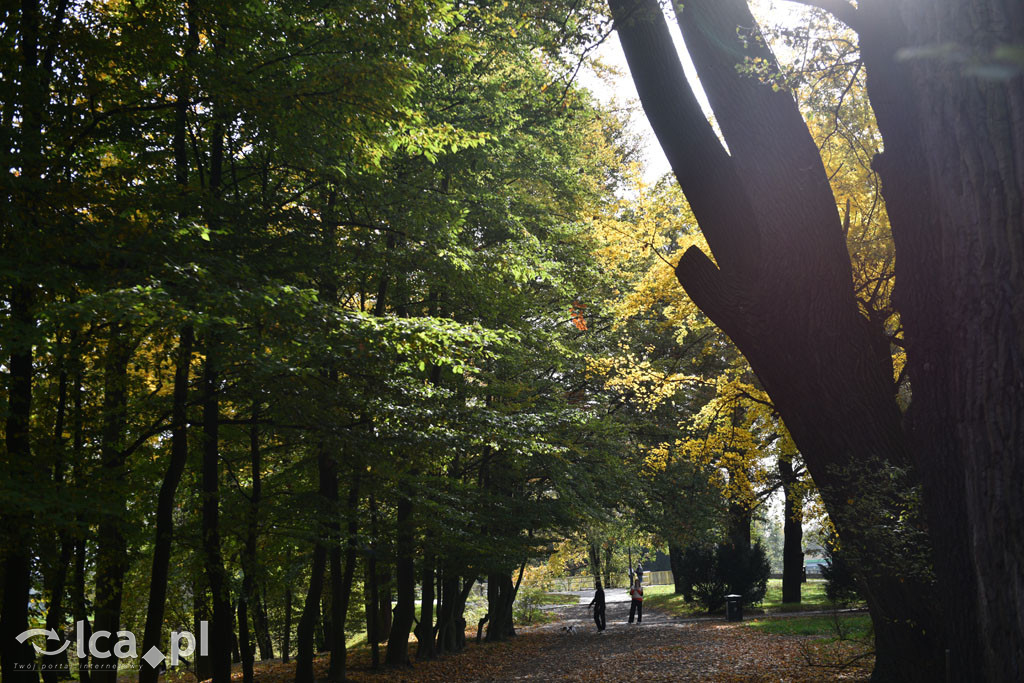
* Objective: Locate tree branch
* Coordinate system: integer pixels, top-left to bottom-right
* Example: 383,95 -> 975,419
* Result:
787,0 -> 861,32
609,0 -> 761,277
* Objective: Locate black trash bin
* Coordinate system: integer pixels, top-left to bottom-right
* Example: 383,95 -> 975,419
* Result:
725,594 -> 743,622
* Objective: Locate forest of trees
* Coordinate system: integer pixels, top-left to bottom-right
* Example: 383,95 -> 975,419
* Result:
2,1 -> 1021,682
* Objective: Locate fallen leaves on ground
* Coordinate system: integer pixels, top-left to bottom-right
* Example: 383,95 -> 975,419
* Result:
214,601 -> 874,682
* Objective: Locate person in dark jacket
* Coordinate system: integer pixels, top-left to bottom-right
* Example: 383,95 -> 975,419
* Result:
588,580 -> 606,632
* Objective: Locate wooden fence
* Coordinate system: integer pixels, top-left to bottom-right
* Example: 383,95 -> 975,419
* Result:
544,569 -> 674,591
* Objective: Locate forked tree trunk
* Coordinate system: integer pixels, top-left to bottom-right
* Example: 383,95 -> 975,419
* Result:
385,493 -> 416,667
415,552 -> 436,661
609,1 -> 944,679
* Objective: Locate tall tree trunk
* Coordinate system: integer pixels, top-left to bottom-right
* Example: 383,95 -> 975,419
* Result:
237,598 -> 251,683
603,544 -> 613,589
240,398 -> 262,683
70,353 -> 91,683
415,553 -> 436,661
72,535 -> 91,683
779,457 -> 803,604
668,542 -> 690,599
385,494 -> 415,667
281,580 -> 292,665
230,602 -> 241,665
200,342 -> 232,683
42,335 -> 72,683
91,329 -> 131,683
0,294 -> 38,683
434,572 -> 457,655
294,546 -> 325,683
485,571 -> 519,642
852,2 -> 1024,679
328,477 -> 360,680
294,443 -> 335,683
363,492 -> 389,670
727,501 -> 751,551
139,325 -> 194,683
139,6 -> 197,675
254,585 -> 274,661
587,541 -> 602,589
192,584 -> 212,682
609,2 -> 944,678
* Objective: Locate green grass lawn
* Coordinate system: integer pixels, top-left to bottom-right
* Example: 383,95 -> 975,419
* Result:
745,613 -> 872,640
538,592 -> 582,606
643,579 -> 862,617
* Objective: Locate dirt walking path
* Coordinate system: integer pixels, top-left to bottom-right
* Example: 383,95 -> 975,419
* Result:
298,599 -> 876,682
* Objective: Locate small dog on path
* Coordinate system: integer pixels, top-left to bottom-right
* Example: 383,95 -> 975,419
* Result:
561,624 -> 578,635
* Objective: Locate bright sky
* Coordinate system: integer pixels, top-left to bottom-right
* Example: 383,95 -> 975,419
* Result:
579,1 -> 812,183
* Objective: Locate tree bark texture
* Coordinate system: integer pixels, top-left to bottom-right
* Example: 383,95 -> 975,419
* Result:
854,1 -> 1024,679
139,325 -> 193,683
385,493 -> 416,667
779,457 -> 803,604
200,343 -> 232,683
415,553 -> 436,661
609,1 -> 944,679
91,329 -> 132,683
294,441 -> 336,683
328,476 -> 360,681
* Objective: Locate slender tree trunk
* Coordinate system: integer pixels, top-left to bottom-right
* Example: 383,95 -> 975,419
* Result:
294,546 -> 326,683
231,611 -> 241,665
363,507 -> 382,670
193,584 -> 212,682
328,477 -> 360,680
139,325 -> 193,683
779,457 -> 803,604
587,542 -> 602,589
240,397 -> 262,683
1,290 -> 38,683
72,535 -> 91,683
254,585 -> 274,661
41,541 -> 72,683
2,0 -> 51,673
385,494 -> 415,667
415,552 -> 436,661
42,336 -> 72,683
326,537 -> 341,679
91,329 -> 131,683
200,342 -> 232,683
237,598 -> 252,683
294,443 -> 336,683
70,355 -> 90,683
282,581 -> 292,664
603,544 -> 613,589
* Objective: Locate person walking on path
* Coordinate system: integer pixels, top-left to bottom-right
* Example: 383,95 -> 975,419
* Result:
588,580 -> 606,632
628,579 -> 644,624
635,562 -> 643,584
